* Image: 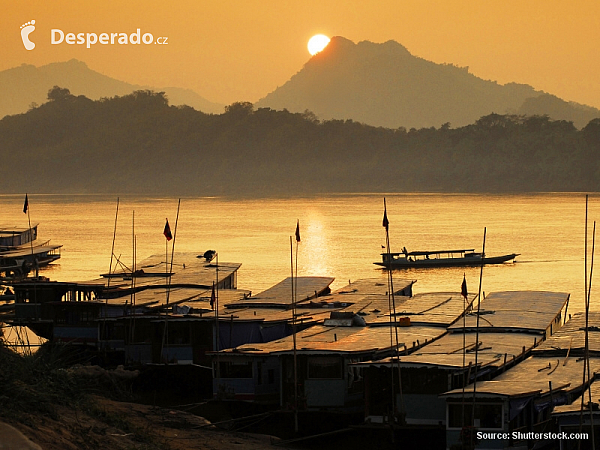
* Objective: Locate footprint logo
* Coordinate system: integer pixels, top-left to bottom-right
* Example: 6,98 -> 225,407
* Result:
20,20 -> 36,50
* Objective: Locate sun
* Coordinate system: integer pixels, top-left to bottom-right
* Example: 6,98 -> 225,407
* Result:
307,34 -> 330,55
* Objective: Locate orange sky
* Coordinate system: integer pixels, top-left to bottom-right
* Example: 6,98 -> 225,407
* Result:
3,0 -> 600,108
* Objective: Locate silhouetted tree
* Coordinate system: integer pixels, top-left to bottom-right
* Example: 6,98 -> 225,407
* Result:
47,86 -> 72,101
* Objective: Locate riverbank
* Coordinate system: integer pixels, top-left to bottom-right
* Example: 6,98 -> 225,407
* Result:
0,341 -> 284,450
2,395 -> 282,450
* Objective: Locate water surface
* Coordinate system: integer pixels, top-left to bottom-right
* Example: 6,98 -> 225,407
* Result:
1,193 -> 597,313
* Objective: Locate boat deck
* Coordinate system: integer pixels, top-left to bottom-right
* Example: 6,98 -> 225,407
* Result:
447,291 -> 569,333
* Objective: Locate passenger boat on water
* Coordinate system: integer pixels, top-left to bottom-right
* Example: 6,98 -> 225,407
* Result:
0,224 -> 62,278
374,247 -> 519,268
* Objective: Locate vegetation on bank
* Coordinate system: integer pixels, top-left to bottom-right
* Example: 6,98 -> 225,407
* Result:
0,336 -> 155,448
1,87 -> 599,196
0,335 -> 286,450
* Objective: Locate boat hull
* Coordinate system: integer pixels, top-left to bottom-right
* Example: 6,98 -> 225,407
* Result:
374,253 -> 519,269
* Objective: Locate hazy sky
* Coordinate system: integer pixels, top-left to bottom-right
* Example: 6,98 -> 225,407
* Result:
4,1 -> 600,108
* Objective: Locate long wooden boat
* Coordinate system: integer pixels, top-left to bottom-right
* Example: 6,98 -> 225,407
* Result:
374,248 -> 518,268
0,224 -> 62,278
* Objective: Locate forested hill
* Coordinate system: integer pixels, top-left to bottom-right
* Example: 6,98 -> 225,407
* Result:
1,88 -> 600,196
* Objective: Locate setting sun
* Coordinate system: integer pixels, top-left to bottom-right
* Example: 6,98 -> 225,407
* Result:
307,34 -> 330,55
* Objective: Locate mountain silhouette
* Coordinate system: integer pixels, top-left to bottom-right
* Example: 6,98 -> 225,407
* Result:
0,59 -> 224,119
256,36 -> 600,129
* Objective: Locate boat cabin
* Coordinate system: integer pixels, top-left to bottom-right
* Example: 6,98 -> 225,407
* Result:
358,291 -> 569,428
443,311 -> 600,449
0,224 -> 38,248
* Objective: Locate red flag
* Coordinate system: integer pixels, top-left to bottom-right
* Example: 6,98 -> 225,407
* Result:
210,282 -> 216,309
461,275 -> 468,299
295,220 -> 301,242
163,219 -> 172,241
382,200 -> 389,232
23,194 -> 28,214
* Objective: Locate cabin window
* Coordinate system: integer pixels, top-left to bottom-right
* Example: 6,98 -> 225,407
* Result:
257,362 -> 262,385
447,401 -> 503,430
307,356 -> 343,379
268,369 -> 275,384
219,361 -> 253,378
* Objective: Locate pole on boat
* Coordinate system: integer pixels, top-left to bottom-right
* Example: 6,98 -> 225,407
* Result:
23,194 -> 37,325
102,197 -> 119,344
215,253 -> 221,381
160,199 -> 180,362
382,198 -> 404,424
471,227 -> 486,445
24,194 -> 38,279
290,220 -> 300,433
578,194 -> 595,449
165,230 -> 168,294
294,221 -> 300,432
586,222 -> 596,448
166,199 -> 181,306
129,211 -> 136,342
107,197 -> 119,288
461,273 -> 468,428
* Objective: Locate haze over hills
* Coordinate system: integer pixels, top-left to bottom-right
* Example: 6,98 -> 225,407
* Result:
0,59 -> 225,119
4,38 -> 599,129
256,36 -> 600,129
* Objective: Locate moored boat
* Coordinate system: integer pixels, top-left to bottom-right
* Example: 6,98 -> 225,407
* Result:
374,248 -> 519,268
0,224 -> 62,279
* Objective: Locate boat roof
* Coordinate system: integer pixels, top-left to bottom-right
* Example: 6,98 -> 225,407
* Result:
104,286 -> 250,309
235,276 -> 334,306
441,355 -> 600,399
382,249 -> 476,256
0,224 -> 39,235
442,312 -> 600,400
391,331 -> 541,370
368,291 -> 474,327
217,324 -> 448,356
553,378 -> 600,416
231,277 -> 415,309
533,311 -> 600,356
447,291 -> 569,333
215,288 -> 472,357
0,245 -> 62,258
95,252 -> 241,290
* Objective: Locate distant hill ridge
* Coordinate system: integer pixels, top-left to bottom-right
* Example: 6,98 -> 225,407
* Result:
1,89 -> 600,196
256,36 -> 600,129
0,59 -> 224,119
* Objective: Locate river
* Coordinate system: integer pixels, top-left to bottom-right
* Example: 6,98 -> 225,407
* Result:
1,192 -> 598,314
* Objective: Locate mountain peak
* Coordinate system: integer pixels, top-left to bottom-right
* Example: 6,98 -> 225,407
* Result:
312,37 -> 412,61
257,36 -> 599,129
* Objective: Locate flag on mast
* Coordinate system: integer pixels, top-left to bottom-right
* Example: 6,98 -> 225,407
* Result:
23,194 -> 28,214
382,200 -> 389,232
295,220 -> 301,242
461,274 -> 468,300
163,219 -> 172,241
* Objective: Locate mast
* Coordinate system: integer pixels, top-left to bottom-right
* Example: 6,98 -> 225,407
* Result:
160,199 -> 180,362
461,273 -> 468,428
107,198 -> 119,287
579,195 -> 595,449
215,252 -> 220,380
290,219 -> 301,434
382,198 -> 403,422
586,222 -> 596,448
471,227 -> 486,444
290,235 -> 298,433
23,194 -> 38,323
166,199 -> 181,305
101,198 -> 119,351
